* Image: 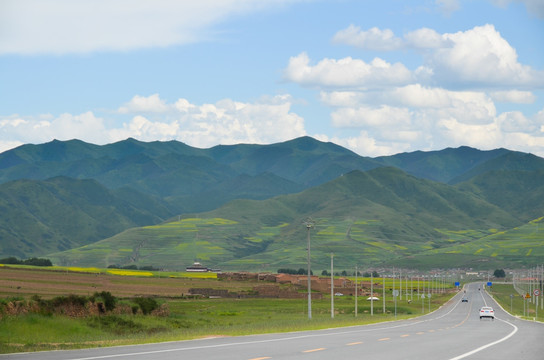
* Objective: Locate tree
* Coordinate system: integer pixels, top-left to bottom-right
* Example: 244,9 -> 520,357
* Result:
493,269 -> 506,278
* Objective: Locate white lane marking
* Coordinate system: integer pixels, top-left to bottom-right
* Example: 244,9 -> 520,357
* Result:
448,317 -> 518,360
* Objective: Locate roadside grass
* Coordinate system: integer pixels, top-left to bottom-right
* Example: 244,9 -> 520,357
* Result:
487,283 -> 543,322
0,290 -> 455,354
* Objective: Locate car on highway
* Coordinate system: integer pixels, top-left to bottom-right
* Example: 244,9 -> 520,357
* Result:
461,297 -> 468,302
479,306 -> 494,320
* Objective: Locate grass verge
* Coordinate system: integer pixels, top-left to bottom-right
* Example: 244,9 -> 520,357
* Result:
0,292 -> 454,354
487,283 -> 543,322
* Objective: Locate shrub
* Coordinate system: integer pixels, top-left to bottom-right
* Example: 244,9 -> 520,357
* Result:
493,269 -> 506,278
132,297 -> 159,315
0,257 -> 20,264
23,258 -> 53,266
91,291 -> 117,312
0,257 -> 52,266
51,294 -> 87,308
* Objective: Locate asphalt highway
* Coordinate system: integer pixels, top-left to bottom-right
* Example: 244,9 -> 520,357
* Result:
3,283 -> 543,360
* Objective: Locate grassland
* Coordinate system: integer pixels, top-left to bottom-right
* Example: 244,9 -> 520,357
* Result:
0,265 -> 455,354
47,211 -> 544,273
487,283 -> 543,322
419,218 -> 544,267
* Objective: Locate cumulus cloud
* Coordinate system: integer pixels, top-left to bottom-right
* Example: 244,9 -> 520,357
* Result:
0,0 -> 301,55
490,90 -> 536,104
323,109 -> 544,157
118,94 -> 170,113
0,94 -> 306,152
0,112 -> 109,152
122,95 -> 307,147
329,24 -> 544,89
332,26 -> 403,51
285,22 -> 544,157
403,28 -> 452,49
428,24 -> 544,88
283,52 -> 414,89
315,80 -> 544,156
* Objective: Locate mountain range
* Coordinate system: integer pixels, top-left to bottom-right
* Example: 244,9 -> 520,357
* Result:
1,136 -> 543,271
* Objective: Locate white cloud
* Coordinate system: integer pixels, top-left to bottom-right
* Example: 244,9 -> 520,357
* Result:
324,85 -> 497,124
435,0 -> 461,16
428,24 -> 544,88
0,112 -> 109,149
403,28 -> 451,49
285,23 -> 544,157
328,24 -> 544,89
110,115 -> 179,141
284,52 -> 414,89
497,111 -> 536,132
118,94 -> 170,113
331,105 -> 412,128
322,132 -> 413,157
169,95 -> 305,147
316,86 -> 544,156
332,25 -> 403,51
323,108 -> 544,157
489,90 -> 536,104
0,94 -> 306,152
0,0 -> 302,55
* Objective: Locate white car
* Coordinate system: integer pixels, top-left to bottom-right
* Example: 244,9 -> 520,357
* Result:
366,296 -> 379,301
479,306 -> 494,320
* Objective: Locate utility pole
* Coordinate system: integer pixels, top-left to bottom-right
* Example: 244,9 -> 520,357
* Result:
303,218 -> 314,320
331,253 -> 334,319
355,265 -> 358,317
371,271 -> 374,316
400,269 -> 403,301
382,275 -> 386,314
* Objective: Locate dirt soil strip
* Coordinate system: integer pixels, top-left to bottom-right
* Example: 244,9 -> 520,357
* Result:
0,267 -> 195,298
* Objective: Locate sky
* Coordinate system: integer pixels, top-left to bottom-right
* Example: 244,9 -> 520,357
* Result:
1,0 -> 543,157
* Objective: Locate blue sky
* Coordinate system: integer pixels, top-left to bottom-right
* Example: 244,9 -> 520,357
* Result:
1,0 -> 543,156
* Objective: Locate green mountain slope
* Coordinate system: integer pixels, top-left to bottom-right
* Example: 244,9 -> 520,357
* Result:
451,152 -> 544,184
456,169 -> 544,221
396,217 -> 544,269
0,177 -> 170,258
48,168 -> 523,271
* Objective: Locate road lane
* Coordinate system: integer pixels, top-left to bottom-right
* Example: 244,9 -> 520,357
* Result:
3,283 -> 542,360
